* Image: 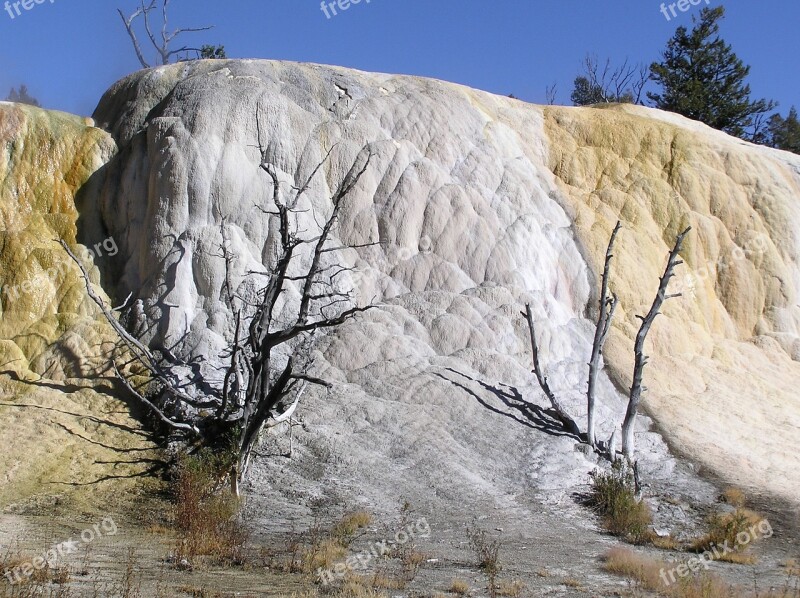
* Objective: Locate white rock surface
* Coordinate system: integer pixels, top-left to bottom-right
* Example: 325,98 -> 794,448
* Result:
90,60 -> 800,509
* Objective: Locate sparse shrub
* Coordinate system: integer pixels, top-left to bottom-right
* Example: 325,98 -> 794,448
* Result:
783,559 -> 800,577
400,548 -> 426,583
497,578 -> 525,596
172,448 -> 248,565
466,524 -> 502,598
588,460 -> 652,543
369,572 -> 406,590
689,508 -> 762,558
650,534 -> 681,551
602,546 -> 753,598
390,502 -> 425,583
449,578 -> 470,595
721,487 -> 746,508
302,537 -> 348,572
264,511 -> 372,576
334,575 -> 390,597
332,511 -> 372,545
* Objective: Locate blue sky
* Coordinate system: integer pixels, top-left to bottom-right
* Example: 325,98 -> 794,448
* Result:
0,0 -> 797,118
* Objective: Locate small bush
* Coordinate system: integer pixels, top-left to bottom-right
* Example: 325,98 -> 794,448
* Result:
172,448 -> 247,564
689,508 -> 762,557
588,460 -> 652,543
721,487 -> 746,508
783,559 -> 800,577
332,511 -> 372,545
497,579 -> 525,596
302,537 -> 348,572
334,575 -> 390,597
265,511 -> 373,575
603,547 -> 744,598
466,524 -> 502,597
449,579 -> 470,595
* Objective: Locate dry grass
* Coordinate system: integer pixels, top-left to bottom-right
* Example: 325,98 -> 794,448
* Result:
782,559 -> 800,577
332,575 -> 390,597
369,573 -> 406,590
302,537 -> 348,572
721,487 -> 747,508
262,511 -> 373,576
603,546 -> 666,590
588,461 -> 653,544
172,449 -> 248,566
449,578 -> 470,594
0,546 -> 164,598
497,578 -> 525,596
0,543 -> 74,593
650,534 -> 682,551
720,551 -> 757,565
689,508 -> 763,562
332,512 -> 372,543
600,546 -> 784,598
466,524 -> 502,597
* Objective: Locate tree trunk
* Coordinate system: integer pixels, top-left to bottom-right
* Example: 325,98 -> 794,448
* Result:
621,226 -> 691,459
587,221 -> 621,448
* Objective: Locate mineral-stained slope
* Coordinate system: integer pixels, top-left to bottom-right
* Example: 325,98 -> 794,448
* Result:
0,103 -> 157,509
87,60 -> 799,508
544,105 -> 800,505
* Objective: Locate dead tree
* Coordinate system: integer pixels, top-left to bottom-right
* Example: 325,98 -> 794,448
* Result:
118,0 -> 213,68
621,226 -> 691,459
571,55 -> 649,105
62,139 -> 377,493
523,304 -> 581,437
231,145 -> 378,483
545,82 -> 558,105
586,221 -> 621,449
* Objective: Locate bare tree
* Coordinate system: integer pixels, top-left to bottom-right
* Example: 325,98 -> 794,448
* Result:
545,82 -> 558,106
523,304 -> 581,437
62,135 -> 378,493
587,220 -> 621,449
621,226 -> 691,459
118,0 -> 214,68
571,55 -> 649,106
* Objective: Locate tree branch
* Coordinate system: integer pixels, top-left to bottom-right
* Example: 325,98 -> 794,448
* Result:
523,304 -> 582,438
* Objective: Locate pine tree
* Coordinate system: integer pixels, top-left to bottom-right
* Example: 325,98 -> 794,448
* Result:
648,7 -> 775,140
200,45 -> 226,59
5,85 -> 40,107
766,107 -> 800,155
571,77 -> 607,106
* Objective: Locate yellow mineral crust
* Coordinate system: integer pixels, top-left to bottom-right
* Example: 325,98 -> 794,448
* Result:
544,104 -> 800,504
0,103 -> 157,510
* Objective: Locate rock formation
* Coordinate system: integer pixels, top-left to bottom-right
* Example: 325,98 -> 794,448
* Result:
2,59 -> 799,510
0,103 -> 156,509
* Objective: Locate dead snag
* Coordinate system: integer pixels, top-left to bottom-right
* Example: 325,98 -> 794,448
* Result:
523,304 -> 581,438
587,220 -> 621,449
621,226 -> 691,459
